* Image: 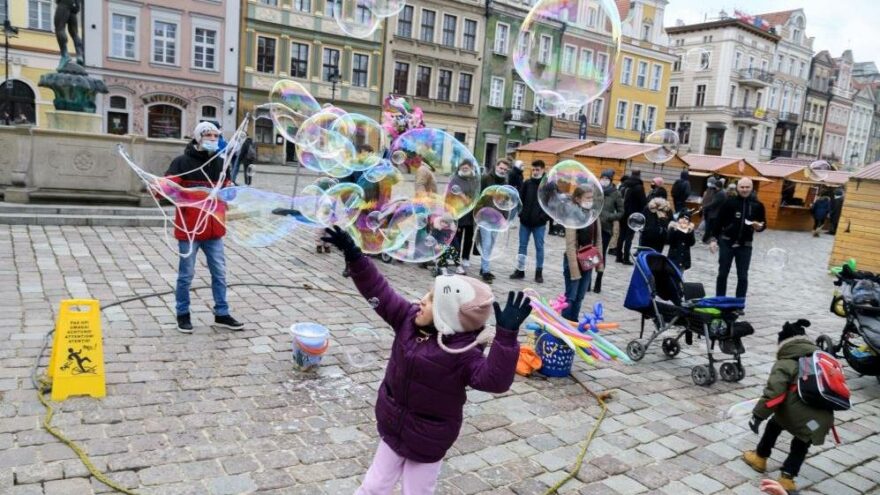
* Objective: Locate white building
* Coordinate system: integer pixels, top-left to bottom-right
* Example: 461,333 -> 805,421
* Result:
845,84 -> 875,168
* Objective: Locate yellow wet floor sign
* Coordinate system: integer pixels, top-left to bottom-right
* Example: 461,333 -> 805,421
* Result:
48,300 -> 106,401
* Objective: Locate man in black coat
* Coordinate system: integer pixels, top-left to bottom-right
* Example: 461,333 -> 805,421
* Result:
508,160 -> 525,191
671,170 -> 692,213
829,188 -> 844,235
616,170 -> 646,264
510,160 -> 550,283
710,178 -> 767,298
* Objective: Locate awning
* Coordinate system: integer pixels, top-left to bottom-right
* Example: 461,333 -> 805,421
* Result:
688,171 -> 712,177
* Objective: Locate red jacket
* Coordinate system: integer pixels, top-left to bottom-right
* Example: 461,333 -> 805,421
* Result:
163,141 -> 231,241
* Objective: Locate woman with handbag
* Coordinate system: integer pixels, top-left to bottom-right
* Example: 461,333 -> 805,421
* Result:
561,189 -> 603,322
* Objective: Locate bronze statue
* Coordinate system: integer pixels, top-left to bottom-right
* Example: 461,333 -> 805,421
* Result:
54,0 -> 84,68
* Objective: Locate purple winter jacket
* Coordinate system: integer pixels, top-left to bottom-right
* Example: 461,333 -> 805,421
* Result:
348,255 -> 519,463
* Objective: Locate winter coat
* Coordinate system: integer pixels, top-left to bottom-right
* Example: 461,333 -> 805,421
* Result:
518,177 -> 550,228
640,198 -> 671,253
508,167 -> 524,191
448,173 -> 480,227
564,223 -> 603,280
164,141 -> 231,241
702,188 -> 724,221
647,185 -> 668,201
811,196 -> 832,221
671,171 -> 692,211
712,194 -> 767,245
830,194 -> 844,225
599,185 -> 624,234
667,225 -> 695,270
348,255 -> 519,463
753,336 -> 834,446
622,177 -> 647,218
481,172 -> 508,190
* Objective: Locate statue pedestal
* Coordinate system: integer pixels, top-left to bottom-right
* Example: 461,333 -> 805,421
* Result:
45,110 -> 103,134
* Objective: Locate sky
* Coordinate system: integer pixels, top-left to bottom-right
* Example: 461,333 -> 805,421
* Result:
664,0 -> 880,65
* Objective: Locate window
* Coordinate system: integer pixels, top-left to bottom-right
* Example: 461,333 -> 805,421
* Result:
650,65 -> 662,91
255,118 -> 274,144
324,0 -> 340,16
776,54 -> 783,71
0,1 -> 6,23
294,0 -> 311,12
539,35 -> 552,65
397,6 -> 414,37
621,58 -> 633,85
355,4 -> 372,24
728,85 -> 736,106
107,96 -> 128,135
111,14 -> 137,59
789,57 -> 797,76
147,104 -> 182,139
259,0 -> 278,5
597,53 -> 608,80
646,106 -> 656,132
28,0 -> 52,31
640,62 -> 652,87
489,77 -> 505,107
762,59 -> 769,72
518,31 -> 531,56
589,98 -> 604,125
756,91 -> 763,108
587,7 -> 597,27
438,70 -> 452,101
322,48 -> 340,82
512,82 -> 525,110
393,62 -> 410,94
631,103 -> 643,131
668,86 -> 678,108
421,10 -> 436,42
793,28 -> 801,43
153,21 -> 178,65
458,73 -> 473,104
695,84 -> 706,107
673,55 -> 682,72
562,45 -> 576,74
416,66 -> 432,98
352,53 -> 369,87
782,89 -> 790,112
256,36 -> 276,73
463,20 -> 477,51
442,15 -> 457,47
193,27 -> 217,70
700,52 -> 710,70
770,85 -> 778,109
793,90 -> 802,115
615,101 -> 628,129
642,23 -> 651,41
736,126 -> 745,148
579,49 -> 593,77
494,23 -> 509,54
455,132 -> 467,144
734,51 -> 742,69
800,61 -> 807,79
678,122 -> 691,144
748,56 -> 755,69
290,42 -> 309,78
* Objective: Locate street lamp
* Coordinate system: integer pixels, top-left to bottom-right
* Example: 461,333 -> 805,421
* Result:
3,6 -> 20,126
329,69 -> 342,102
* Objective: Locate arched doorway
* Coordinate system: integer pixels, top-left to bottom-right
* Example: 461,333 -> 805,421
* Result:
1,80 -> 36,125
147,104 -> 182,138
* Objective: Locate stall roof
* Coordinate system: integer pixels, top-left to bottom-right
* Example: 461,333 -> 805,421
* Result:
853,161 -> 880,180
681,154 -> 749,172
754,162 -> 850,185
517,138 -> 593,154
574,141 -> 666,160
767,157 -> 815,167
753,162 -> 801,178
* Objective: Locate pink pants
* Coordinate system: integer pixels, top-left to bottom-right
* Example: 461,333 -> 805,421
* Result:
356,440 -> 443,495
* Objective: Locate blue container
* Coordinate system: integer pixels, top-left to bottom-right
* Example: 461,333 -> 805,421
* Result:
534,328 -> 575,377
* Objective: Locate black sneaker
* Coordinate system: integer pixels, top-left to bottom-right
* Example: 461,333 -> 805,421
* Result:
177,314 -> 193,334
342,267 -> 350,278
480,271 -> 494,283
214,315 -> 244,331
509,270 -> 525,280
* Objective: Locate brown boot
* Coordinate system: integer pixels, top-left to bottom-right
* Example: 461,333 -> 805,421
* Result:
777,474 -> 796,492
742,450 -> 767,473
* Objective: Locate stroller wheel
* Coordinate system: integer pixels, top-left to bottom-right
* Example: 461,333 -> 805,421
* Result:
661,338 -> 681,358
692,365 -> 716,386
626,340 -> 646,361
719,362 -> 744,382
816,335 -> 836,356
380,253 -> 393,264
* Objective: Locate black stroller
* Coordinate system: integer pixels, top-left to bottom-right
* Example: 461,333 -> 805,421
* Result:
817,264 -> 880,383
623,250 -> 755,386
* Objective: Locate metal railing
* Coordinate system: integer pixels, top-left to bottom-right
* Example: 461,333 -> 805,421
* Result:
504,108 -> 537,124
733,107 -> 769,121
737,68 -> 774,83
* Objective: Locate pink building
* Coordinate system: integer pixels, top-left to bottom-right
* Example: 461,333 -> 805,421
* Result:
84,0 -> 240,139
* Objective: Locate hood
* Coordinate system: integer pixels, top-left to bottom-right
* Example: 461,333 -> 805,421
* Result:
624,176 -> 643,187
777,336 -> 817,360
680,170 -> 689,180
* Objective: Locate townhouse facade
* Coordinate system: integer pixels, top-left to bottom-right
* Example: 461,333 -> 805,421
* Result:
819,50 -> 855,165
846,84 -> 874,168
800,50 -> 834,160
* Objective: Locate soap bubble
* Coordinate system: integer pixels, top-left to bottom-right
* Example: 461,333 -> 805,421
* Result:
537,160 -> 604,229
368,0 -> 406,17
513,0 -> 621,117
266,80 -> 322,143
362,160 -> 401,184
330,113 -> 387,172
350,198 -> 406,254
391,150 -> 408,165
383,195 -> 458,263
332,0 -> 381,38
450,185 -> 463,196
494,185 -> 520,210
807,160 -> 833,182
681,47 -> 712,71
345,327 -> 383,369
474,229 -> 512,262
365,211 -> 383,231
474,185 -> 521,232
715,399 -> 759,449
764,247 -> 789,270
315,183 -> 365,228
223,187 -> 306,248
627,212 -> 646,232
643,129 -> 679,164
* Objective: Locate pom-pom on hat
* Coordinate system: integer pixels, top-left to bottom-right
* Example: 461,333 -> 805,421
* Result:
432,275 -> 495,354
193,121 -> 219,144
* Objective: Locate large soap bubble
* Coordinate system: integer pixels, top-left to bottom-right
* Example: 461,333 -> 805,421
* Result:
627,212 -> 646,232
383,195 -> 458,263
473,185 -> 521,232
332,0 -> 382,38
807,160 -> 833,182
643,129 -> 680,164
513,0 -> 621,117
315,183 -> 365,228
680,47 -> 712,71
537,160 -> 604,229
368,0 -> 406,17
221,187 -> 310,248
330,113 -> 387,172
266,79 -> 322,142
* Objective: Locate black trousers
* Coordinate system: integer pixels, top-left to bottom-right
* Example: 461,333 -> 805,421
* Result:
617,225 -> 635,262
813,217 -> 825,230
756,418 -> 811,477
592,230 -> 613,290
453,225 -> 474,261
716,239 -> 752,298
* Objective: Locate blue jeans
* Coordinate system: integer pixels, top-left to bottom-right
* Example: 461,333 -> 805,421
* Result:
516,224 -> 546,270
716,238 -> 753,298
561,258 -> 592,322
176,239 -> 229,316
479,228 -> 498,273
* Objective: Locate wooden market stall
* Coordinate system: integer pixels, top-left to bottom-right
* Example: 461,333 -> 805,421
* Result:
753,162 -> 850,231
571,141 -> 691,182
679,154 -> 771,222
514,138 -> 595,174
829,162 -> 880,272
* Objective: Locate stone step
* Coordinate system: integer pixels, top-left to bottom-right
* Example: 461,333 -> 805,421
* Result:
0,202 -> 171,217
0,213 -> 167,227
25,189 -> 146,205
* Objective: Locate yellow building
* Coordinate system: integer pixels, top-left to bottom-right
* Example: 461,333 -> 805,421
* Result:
605,0 -> 675,143
1,1 -> 64,126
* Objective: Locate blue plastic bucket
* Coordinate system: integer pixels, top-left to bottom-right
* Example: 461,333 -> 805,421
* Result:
534,328 -> 574,377
290,323 -> 330,371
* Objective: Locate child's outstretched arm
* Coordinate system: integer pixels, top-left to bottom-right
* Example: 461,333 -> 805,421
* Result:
321,226 -> 414,331
464,292 -> 531,393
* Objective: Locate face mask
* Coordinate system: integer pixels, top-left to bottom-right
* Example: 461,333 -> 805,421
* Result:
581,201 -> 594,210
532,171 -> 544,179
600,178 -> 611,187
458,169 -> 474,177
201,140 -> 219,153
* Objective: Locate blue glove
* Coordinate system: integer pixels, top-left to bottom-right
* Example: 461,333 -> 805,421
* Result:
493,291 -> 532,333
321,226 -> 362,263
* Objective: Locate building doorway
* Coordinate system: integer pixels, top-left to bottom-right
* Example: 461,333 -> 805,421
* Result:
484,142 -> 497,168
705,127 -> 725,156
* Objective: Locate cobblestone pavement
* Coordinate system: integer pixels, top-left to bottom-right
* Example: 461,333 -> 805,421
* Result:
1,218 -> 879,495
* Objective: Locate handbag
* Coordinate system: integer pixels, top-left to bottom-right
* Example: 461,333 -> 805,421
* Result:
576,244 -> 602,272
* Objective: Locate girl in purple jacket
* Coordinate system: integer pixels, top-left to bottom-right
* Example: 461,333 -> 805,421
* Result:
321,226 -> 532,494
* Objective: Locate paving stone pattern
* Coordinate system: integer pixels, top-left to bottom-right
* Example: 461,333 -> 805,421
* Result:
1,218 -> 879,494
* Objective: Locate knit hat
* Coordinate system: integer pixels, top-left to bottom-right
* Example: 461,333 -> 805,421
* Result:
601,169 -> 615,179
777,319 -> 811,343
652,177 -> 664,187
707,178 -> 718,189
193,121 -> 219,144
432,275 -> 495,354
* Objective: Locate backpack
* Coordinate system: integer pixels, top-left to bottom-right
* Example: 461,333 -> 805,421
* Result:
796,350 -> 851,411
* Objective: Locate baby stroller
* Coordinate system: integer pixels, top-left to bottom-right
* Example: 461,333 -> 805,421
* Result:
623,249 -> 754,386
817,264 -> 880,383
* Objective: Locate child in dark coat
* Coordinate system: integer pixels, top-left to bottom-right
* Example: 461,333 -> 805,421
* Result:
667,212 -> 696,271
321,226 -> 532,494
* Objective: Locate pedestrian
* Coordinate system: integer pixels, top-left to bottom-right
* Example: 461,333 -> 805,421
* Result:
700,178 -> 723,244
477,159 -> 510,282
508,160 -> 525,191
562,188 -> 602,321
710,178 -> 767,298
743,320 -> 833,494
671,170 -> 692,213
231,135 -> 256,185
810,192 -> 831,237
449,159 -> 479,274
610,173 -> 631,257
640,197 -> 671,253
616,170 -> 646,265
726,182 -> 738,197
319,226 -> 532,495
593,169 -> 623,293
667,211 -> 696,272
414,158 -> 438,197
164,121 -> 244,333
828,188 -> 844,235
647,177 -> 668,201
510,160 -> 550,283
